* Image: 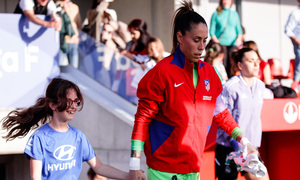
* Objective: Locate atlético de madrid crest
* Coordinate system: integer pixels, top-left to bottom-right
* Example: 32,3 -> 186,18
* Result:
204,79 -> 210,91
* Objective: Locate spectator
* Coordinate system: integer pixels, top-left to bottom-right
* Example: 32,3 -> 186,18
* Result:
147,37 -> 170,63
14,0 -> 61,31
131,37 -> 170,88
215,48 -> 270,180
114,18 -> 151,104
243,40 -> 272,85
56,0 -> 82,68
1,78 -> 133,179
84,0 -> 129,48
129,1 -> 259,180
84,0 -> 130,69
120,18 -> 152,76
210,0 -> 243,77
285,0 -> 300,90
204,40 -> 228,84
121,18 -> 151,60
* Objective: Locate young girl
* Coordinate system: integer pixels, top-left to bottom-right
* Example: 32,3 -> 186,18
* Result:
1,78 -> 131,179
204,40 -> 228,84
131,37 -> 170,89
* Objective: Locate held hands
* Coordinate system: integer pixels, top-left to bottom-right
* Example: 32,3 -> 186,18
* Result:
129,153 -> 145,180
129,169 -> 146,180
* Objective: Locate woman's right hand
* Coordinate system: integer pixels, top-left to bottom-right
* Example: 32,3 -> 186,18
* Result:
129,169 -> 146,180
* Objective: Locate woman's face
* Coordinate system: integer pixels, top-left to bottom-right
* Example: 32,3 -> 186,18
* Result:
238,51 -> 260,78
129,28 -> 141,42
222,0 -> 232,9
177,23 -> 208,63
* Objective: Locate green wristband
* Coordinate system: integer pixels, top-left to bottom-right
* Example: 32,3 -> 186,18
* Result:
231,127 -> 243,140
131,139 -> 145,151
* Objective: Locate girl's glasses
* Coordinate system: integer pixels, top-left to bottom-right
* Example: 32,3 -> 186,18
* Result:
68,98 -> 81,107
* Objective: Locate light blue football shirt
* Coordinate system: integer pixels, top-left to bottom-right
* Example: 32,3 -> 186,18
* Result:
24,123 -> 95,180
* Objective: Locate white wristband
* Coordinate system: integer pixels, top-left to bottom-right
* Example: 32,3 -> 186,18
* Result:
240,137 -> 250,146
129,157 -> 140,170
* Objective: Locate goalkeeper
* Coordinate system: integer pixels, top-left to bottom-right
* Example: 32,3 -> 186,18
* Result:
128,1 -> 260,180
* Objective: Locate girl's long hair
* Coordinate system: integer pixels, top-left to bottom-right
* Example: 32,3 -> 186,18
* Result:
171,0 -> 207,54
1,78 -> 84,141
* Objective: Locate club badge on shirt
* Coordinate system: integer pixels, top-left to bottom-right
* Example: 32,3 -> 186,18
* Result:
205,79 -> 210,92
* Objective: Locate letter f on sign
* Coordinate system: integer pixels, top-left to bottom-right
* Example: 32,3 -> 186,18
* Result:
25,45 -> 39,72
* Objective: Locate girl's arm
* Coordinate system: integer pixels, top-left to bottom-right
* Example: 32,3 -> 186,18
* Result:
87,156 -> 130,180
30,158 -> 42,180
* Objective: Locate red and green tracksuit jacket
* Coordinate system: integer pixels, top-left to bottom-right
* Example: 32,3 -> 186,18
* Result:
131,47 -> 239,174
